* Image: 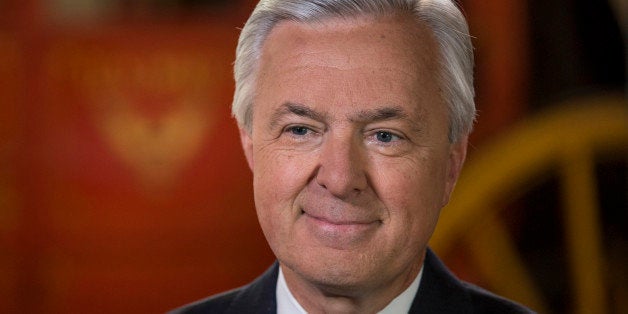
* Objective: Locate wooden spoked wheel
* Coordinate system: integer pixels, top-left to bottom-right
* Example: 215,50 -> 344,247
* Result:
431,96 -> 628,314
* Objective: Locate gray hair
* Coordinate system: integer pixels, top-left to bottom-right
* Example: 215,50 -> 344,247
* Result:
232,0 -> 475,143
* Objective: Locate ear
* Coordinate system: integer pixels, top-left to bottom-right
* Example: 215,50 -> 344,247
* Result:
442,135 -> 468,207
239,127 -> 254,171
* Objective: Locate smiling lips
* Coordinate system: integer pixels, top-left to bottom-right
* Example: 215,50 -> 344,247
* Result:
304,211 -> 377,226
301,208 -> 381,248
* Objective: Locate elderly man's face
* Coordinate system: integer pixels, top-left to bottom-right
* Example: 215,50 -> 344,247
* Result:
240,15 -> 467,295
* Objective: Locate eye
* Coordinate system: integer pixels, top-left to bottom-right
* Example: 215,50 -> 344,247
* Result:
286,125 -> 311,136
289,126 -> 309,136
375,131 -> 399,143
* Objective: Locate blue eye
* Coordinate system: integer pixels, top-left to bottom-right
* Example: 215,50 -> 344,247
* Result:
376,131 -> 396,143
289,126 -> 309,136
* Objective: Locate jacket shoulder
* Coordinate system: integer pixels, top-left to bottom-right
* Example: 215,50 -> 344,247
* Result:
168,263 -> 279,314
462,281 -> 536,314
413,249 -> 536,314
168,288 -> 241,314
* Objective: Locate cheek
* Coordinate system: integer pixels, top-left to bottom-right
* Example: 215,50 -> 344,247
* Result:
372,155 -> 448,223
251,148 -> 317,218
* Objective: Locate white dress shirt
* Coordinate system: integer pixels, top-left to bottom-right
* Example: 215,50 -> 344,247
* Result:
276,266 -> 423,314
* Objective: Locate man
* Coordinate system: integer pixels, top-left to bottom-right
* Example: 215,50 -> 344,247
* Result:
173,0 -> 534,313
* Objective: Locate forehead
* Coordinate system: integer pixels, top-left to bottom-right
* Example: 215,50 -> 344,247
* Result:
255,14 -> 444,122
259,14 -> 439,74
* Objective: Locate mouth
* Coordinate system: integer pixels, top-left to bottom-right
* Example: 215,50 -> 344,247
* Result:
299,208 -> 381,247
301,210 -> 378,226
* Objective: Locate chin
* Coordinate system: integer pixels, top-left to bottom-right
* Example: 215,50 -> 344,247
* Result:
283,250 -> 385,293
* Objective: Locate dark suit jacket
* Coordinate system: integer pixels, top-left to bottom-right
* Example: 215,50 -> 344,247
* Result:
170,248 -> 535,313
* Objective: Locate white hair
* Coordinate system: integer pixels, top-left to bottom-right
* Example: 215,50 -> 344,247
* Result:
232,0 -> 475,142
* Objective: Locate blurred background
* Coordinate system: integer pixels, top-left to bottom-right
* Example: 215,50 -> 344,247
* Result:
0,0 -> 625,313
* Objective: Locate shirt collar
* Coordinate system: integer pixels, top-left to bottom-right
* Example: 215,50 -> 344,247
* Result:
379,265 -> 423,314
276,267 -> 308,314
276,265 -> 423,314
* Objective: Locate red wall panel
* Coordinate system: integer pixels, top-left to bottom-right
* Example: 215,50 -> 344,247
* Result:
6,22 -> 275,313
0,30 -> 24,314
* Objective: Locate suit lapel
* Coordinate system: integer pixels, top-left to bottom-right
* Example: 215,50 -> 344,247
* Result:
409,248 -> 473,314
226,262 -> 279,314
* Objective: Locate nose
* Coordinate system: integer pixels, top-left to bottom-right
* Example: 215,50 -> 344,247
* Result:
315,133 -> 368,198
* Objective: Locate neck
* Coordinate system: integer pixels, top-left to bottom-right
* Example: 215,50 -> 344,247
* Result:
280,257 -> 424,314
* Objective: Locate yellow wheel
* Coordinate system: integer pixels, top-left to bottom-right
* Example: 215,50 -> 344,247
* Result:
431,95 -> 628,314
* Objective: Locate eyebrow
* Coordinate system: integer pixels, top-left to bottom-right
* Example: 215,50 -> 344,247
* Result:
269,102 -> 327,129
350,106 -> 410,123
351,106 -> 426,135
268,102 -> 423,134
